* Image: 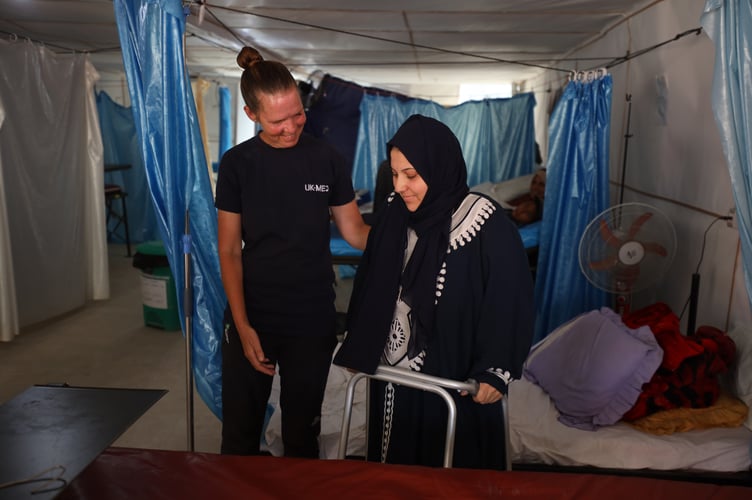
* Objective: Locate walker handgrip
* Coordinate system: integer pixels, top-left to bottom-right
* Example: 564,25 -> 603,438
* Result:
374,365 -> 479,395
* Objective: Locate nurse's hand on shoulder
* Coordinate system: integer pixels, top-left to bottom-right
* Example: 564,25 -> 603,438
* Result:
461,382 -> 501,404
238,324 -> 276,376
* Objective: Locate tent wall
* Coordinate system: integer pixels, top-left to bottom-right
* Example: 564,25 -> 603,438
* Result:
0,41 -> 108,340
5,0 -> 744,342
528,0 -> 750,332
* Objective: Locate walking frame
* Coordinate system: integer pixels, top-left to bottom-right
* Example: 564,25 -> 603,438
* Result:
337,365 -> 511,470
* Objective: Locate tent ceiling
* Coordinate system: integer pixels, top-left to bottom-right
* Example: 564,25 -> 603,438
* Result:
0,0 -> 654,103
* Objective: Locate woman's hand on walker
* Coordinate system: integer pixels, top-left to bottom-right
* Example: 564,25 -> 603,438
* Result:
461,382 -> 501,404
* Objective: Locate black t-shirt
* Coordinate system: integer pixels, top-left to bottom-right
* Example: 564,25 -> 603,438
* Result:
215,133 -> 354,336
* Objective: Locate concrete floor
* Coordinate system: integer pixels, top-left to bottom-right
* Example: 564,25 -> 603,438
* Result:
0,244 -> 356,454
0,244 -> 220,453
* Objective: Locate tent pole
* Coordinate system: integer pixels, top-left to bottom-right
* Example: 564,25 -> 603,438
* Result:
183,210 -> 195,451
619,94 -> 633,206
688,273 -> 700,335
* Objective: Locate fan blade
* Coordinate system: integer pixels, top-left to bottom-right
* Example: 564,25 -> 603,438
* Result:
588,256 -> 619,271
642,241 -> 668,256
627,212 -> 653,239
598,220 -> 622,248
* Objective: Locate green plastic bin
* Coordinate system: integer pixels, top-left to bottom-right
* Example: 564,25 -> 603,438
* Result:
132,240 -> 181,331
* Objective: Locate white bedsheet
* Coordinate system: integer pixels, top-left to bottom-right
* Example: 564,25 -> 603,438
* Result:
509,376 -> 752,472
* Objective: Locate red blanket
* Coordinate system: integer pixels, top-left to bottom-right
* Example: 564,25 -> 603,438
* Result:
621,303 -> 736,421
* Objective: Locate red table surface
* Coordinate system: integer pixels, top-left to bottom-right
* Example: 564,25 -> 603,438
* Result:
58,447 -> 751,500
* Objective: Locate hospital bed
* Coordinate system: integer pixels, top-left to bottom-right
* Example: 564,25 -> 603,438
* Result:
262,322 -> 752,483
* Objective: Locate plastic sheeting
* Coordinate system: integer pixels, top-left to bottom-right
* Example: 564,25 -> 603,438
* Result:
192,78 -> 216,194
96,91 -> 160,244
0,79 -> 17,340
0,39 -> 108,341
113,0 -> 225,418
533,74 -> 613,342
701,0 -> 752,315
218,85 -> 232,166
352,93 -> 537,194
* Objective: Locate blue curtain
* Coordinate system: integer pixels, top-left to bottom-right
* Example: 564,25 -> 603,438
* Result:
97,90 -> 160,243
217,85 -> 232,169
353,93 -> 537,193
113,0 -> 225,419
533,75 -> 613,342
701,0 -> 752,314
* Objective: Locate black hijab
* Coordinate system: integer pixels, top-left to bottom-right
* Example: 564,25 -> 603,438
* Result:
334,115 -> 469,373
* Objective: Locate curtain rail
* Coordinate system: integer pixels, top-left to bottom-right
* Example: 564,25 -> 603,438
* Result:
611,181 -> 729,220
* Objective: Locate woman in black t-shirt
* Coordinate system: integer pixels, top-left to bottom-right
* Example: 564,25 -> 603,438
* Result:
214,46 -> 369,457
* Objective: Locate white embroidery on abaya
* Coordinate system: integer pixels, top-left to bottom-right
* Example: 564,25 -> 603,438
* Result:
381,382 -> 395,463
487,368 -> 512,386
383,300 -> 410,366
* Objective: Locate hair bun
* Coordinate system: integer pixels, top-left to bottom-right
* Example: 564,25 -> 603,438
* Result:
237,46 -> 264,70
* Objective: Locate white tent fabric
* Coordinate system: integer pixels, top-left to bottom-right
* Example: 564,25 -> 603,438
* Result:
0,39 -> 108,342
83,59 -> 110,304
0,91 -> 19,340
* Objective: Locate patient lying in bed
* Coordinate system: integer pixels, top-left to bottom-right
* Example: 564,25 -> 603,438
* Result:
508,197 -> 542,226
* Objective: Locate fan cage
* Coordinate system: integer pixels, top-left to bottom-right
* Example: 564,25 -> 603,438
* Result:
578,202 -> 677,294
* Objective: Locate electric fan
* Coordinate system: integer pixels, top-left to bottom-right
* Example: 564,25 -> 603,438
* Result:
578,203 -> 677,314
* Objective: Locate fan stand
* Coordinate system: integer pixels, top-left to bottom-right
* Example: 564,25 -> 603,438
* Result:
611,242 -> 645,315
614,291 -> 632,316
687,273 -> 700,335
613,275 -> 635,315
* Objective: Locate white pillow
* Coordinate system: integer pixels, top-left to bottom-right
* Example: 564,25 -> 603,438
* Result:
469,181 -> 498,200
490,173 -> 534,207
470,174 -> 534,208
726,324 -> 752,430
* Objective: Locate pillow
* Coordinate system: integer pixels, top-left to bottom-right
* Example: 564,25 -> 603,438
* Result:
469,181 -> 498,200
523,307 -> 663,430
628,392 -> 748,435
469,174 -> 534,208
489,174 -> 534,208
726,324 -> 752,430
